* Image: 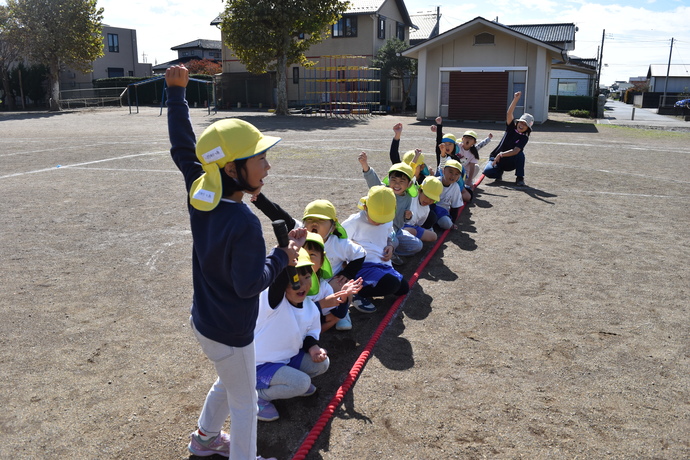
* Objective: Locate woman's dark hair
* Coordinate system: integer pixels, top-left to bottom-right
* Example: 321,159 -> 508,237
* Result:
220,158 -> 259,196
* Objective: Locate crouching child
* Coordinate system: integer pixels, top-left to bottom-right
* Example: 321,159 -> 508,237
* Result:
254,249 -> 329,422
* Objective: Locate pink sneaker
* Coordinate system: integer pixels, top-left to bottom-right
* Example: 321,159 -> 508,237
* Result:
188,430 -> 231,457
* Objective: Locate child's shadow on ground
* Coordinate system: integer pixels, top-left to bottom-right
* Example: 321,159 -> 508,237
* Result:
374,313 -> 414,371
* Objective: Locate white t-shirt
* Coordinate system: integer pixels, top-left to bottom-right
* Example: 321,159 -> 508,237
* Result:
407,194 -> 431,227
308,278 -> 337,315
341,210 -> 393,266
437,182 -> 464,211
324,233 -> 367,278
254,290 -> 321,366
457,147 -> 479,167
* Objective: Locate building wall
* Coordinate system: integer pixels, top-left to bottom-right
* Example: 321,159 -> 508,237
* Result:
549,68 -> 593,96
650,77 -> 690,93
417,24 -> 556,122
60,25 -> 152,90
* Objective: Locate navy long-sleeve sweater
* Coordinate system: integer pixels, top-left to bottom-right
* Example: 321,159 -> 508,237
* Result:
167,86 -> 288,347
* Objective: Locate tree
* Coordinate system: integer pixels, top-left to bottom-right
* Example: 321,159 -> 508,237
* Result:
372,38 -> 417,112
7,0 -> 103,111
0,4 -> 21,110
185,59 -> 221,76
220,0 -> 348,115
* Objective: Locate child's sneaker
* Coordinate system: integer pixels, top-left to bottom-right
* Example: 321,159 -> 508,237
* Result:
335,311 -> 352,330
188,430 -> 231,457
353,295 -> 376,313
257,398 -> 279,422
302,384 -> 317,397
391,254 -> 404,265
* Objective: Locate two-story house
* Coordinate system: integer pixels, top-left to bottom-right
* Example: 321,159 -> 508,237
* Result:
59,25 -> 152,90
151,39 -> 222,74
212,0 -> 415,109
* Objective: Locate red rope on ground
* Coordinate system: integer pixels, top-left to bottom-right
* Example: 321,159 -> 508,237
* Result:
290,174 -> 486,460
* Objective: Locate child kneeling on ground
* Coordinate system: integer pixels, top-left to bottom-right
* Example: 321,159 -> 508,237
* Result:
254,249 -> 329,422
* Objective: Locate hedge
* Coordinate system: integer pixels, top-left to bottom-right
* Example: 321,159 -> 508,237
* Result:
549,95 -> 595,111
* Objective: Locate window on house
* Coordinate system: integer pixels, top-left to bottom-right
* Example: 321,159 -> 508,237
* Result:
107,67 -> 124,78
378,17 -> 386,39
107,33 -> 119,52
128,71 -> 134,77
333,16 -> 357,37
473,33 -> 495,45
396,22 -> 405,41
293,67 -> 299,84
558,82 -> 578,94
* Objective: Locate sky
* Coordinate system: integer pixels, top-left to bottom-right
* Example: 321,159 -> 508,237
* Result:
5,0 -> 687,86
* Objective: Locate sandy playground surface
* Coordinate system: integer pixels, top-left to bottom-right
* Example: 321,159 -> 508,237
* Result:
1,106 -> 688,459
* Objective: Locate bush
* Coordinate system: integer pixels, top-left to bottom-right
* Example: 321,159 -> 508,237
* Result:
568,109 -> 591,118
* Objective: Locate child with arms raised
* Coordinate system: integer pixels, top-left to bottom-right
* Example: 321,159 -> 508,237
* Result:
166,64 -> 305,460
254,249 -> 329,422
358,151 -> 423,261
251,196 -> 367,330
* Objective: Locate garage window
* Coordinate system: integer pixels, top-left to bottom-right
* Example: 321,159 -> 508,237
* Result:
474,33 -> 495,45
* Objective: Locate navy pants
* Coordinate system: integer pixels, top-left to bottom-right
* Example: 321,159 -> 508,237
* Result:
483,151 -> 525,178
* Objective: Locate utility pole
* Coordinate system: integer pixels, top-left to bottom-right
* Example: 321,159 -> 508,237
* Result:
661,37 -> 674,108
592,30 -> 605,115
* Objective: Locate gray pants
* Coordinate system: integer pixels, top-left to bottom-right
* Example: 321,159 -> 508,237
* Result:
258,355 -> 329,401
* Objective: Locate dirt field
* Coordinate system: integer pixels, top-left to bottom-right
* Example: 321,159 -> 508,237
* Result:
1,106 -> 688,460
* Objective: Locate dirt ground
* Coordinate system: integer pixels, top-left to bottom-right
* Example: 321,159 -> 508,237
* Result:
1,106 -> 688,460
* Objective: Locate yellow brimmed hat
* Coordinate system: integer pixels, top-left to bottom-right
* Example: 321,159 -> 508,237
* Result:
189,119 -> 281,211
419,176 -> 443,202
444,159 -> 463,172
388,162 -> 414,181
462,130 -> 478,140
441,133 -> 457,144
302,199 -> 347,239
305,232 -> 333,296
295,248 -> 314,268
358,185 -> 396,224
402,150 -> 425,166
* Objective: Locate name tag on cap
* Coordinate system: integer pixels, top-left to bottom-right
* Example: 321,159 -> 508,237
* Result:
193,189 -> 215,203
202,147 -> 225,164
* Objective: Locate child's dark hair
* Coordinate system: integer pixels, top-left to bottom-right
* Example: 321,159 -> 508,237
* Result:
389,170 -> 411,182
296,265 -> 313,277
220,158 -> 259,195
469,146 -> 479,160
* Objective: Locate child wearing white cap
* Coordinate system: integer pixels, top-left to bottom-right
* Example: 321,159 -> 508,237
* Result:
483,91 -> 533,186
166,64 -> 305,460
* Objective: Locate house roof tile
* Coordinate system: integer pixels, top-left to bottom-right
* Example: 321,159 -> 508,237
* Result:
171,39 -> 222,51
508,23 -> 576,44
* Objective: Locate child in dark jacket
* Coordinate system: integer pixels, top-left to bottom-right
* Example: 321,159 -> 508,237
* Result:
166,64 -> 305,460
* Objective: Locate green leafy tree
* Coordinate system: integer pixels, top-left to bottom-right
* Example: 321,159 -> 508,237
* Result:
372,38 -> 417,112
0,4 -> 22,110
7,0 -> 103,111
221,0 -> 348,115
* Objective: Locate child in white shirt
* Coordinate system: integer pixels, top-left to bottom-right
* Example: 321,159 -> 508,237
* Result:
341,186 -> 410,313
254,249 -> 329,422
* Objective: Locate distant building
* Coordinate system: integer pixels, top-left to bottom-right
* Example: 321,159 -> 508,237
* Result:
646,64 -> 690,92
403,17 -> 580,122
152,39 -> 222,74
60,25 -> 152,90
409,9 -> 440,46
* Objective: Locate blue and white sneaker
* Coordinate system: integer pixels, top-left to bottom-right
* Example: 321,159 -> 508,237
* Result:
257,398 -> 279,422
353,295 -> 376,313
335,311 -> 352,330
